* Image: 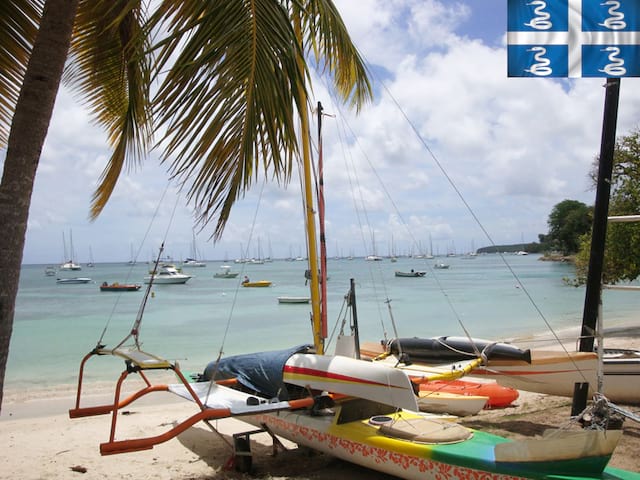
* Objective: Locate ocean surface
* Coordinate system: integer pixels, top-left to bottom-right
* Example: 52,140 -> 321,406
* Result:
6,254 -> 640,392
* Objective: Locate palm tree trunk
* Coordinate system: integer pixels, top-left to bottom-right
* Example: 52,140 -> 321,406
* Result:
0,0 -> 78,411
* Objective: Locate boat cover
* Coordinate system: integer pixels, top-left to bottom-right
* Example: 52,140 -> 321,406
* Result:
201,344 -> 313,399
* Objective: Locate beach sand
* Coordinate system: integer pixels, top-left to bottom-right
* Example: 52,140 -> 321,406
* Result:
2,329 -> 639,479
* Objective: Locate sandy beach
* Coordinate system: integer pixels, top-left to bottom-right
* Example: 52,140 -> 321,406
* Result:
2,328 -> 639,479
2,388 -> 639,479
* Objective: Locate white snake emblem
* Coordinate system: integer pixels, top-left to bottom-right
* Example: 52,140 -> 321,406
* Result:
599,1 -> 627,30
525,46 -> 553,76
525,0 -> 552,30
599,47 -> 627,75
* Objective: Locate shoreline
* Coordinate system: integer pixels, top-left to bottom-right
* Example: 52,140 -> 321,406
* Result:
1,388 -> 639,478
1,326 -> 639,478
4,318 -> 639,411
3,321 -> 639,419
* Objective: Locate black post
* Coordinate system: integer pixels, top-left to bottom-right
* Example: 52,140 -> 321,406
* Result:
349,278 -> 361,359
571,78 -> 620,416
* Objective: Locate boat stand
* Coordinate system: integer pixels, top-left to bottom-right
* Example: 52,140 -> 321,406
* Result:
68,346 -> 231,455
230,423 -> 289,473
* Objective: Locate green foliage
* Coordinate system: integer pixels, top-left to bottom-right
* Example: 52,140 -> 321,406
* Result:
546,199 -> 592,255
476,242 -> 543,254
574,128 -> 640,285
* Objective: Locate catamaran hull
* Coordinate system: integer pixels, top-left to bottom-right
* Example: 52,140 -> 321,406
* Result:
284,353 -> 419,411
599,352 -> 640,404
364,339 -> 639,404
475,352 -> 640,404
417,390 -> 488,416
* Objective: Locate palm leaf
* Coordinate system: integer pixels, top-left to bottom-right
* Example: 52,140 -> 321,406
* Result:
0,0 -> 43,147
301,0 -> 373,111
64,0 -> 153,219
150,0 -> 306,239
151,0 -> 372,239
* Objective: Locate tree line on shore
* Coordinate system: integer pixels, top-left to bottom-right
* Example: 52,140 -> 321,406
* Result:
479,129 -> 640,286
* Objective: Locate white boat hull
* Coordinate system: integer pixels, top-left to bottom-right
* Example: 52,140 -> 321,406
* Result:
476,350 -> 640,404
277,296 -> 310,304
144,276 -> 191,284
417,390 -> 488,416
57,277 -> 92,284
214,273 -> 239,278
466,350 -> 599,397
284,353 -> 419,411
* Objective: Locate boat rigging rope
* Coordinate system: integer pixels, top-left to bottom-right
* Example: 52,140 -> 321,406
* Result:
319,69 -> 589,381
324,90 -> 477,346
94,182 -> 173,349
321,103 -> 395,341
203,178 -> 268,404
373,79 -> 590,379
115,193 -> 181,351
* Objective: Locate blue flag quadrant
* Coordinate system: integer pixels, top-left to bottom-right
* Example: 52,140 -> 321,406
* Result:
507,0 -> 640,78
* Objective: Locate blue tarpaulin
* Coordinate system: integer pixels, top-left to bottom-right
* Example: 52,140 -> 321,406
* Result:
202,344 -> 313,399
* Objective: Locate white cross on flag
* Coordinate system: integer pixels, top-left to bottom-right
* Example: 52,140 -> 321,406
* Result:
508,0 -> 640,77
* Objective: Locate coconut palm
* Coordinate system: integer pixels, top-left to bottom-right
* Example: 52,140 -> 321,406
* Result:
0,0 -> 372,409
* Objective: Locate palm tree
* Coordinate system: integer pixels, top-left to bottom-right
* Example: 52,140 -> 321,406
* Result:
0,0 -> 371,410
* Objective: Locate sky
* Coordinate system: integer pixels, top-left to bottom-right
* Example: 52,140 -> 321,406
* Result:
8,0 -> 640,265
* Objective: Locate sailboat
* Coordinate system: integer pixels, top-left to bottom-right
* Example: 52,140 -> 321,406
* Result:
68,93 -> 639,479
363,80 -> 640,406
86,246 -> 95,267
169,95 -> 637,479
59,230 -> 81,271
182,230 -> 206,267
65,7 -> 637,471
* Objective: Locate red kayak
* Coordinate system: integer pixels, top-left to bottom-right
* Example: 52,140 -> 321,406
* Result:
419,379 -> 518,408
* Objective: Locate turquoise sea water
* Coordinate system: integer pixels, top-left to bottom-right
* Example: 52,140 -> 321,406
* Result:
6,254 -> 639,392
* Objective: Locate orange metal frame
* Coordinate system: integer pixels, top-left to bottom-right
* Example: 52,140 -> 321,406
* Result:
68,349 -> 315,456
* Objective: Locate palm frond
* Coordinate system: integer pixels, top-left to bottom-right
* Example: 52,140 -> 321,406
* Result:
0,0 -> 43,147
64,0 -> 154,219
151,0 -> 306,239
302,0 -> 373,111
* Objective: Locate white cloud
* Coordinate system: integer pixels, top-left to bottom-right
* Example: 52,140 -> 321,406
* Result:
17,0 -> 640,264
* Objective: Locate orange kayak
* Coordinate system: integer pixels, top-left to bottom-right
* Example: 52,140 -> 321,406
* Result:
419,379 -> 518,408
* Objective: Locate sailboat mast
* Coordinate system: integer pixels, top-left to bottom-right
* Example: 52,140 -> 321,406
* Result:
293,9 -> 324,354
572,78 -> 620,414
317,102 -> 328,340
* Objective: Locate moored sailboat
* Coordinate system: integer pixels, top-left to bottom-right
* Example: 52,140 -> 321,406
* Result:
66,16 -> 638,480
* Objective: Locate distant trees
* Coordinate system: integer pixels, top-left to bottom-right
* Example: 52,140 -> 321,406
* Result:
544,200 -> 592,255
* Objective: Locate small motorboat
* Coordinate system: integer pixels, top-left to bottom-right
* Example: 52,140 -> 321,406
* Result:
182,257 -> 206,268
144,265 -> 192,284
394,270 -> 426,277
57,277 -> 92,284
100,282 -> 142,292
214,265 -> 239,278
277,296 -> 311,304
